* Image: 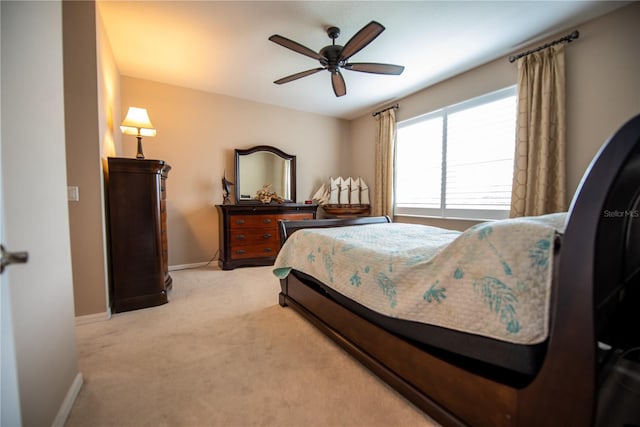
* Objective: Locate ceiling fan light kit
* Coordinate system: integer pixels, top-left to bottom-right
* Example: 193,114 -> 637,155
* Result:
269,21 -> 405,97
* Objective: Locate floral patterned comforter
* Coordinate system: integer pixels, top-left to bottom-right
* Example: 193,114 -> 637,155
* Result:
273,213 -> 567,345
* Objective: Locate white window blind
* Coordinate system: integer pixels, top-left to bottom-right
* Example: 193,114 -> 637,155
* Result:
395,86 -> 517,220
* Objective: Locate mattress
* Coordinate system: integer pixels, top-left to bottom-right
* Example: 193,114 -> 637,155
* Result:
274,213 -> 567,374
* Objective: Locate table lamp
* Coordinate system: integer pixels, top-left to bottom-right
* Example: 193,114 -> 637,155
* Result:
120,107 -> 156,159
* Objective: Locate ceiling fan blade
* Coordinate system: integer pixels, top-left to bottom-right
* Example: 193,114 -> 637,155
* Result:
331,70 -> 346,97
339,21 -> 385,61
269,35 -> 324,61
274,68 -> 324,84
344,63 -> 405,75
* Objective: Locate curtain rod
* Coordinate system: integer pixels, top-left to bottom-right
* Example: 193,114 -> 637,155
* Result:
372,104 -> 399,117
508,30 -> 579,63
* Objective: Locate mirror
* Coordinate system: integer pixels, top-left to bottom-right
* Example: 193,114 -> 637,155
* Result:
235,145 -> 296,204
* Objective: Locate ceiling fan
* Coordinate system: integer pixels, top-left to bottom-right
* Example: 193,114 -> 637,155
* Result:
269,21 -> 405,97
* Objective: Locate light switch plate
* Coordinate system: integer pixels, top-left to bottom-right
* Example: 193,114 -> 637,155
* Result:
67,186 -> 79,202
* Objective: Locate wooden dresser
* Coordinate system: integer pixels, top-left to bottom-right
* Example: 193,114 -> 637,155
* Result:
217,204 -> 317,270
107,157 -> 172,313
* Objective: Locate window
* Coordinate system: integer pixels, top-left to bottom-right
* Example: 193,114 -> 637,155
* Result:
395,86 -> 517,220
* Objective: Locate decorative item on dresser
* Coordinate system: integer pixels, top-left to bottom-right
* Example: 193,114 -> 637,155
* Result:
221,174 -> 234,205
107,157 -> 172,313
312,176 -> 371,217
216,204 -> 317,270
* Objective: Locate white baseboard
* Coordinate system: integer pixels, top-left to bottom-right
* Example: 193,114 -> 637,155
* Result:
75,311 -> 109,325
169,261 -> 212,271
52,372 -> 83,427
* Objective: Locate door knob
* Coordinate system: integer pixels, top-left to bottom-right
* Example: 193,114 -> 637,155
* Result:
0,244 -> 29,274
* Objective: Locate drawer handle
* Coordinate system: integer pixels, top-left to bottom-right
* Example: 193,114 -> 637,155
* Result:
263,233 -> 272,239
235,249 -> 246,255
264,247 -> 273,253
236,219 -> 245,225
236,234 -> 246,240
263,218 -> 272,224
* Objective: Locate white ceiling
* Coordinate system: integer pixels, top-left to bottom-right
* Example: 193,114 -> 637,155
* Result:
98,1 -> 628,120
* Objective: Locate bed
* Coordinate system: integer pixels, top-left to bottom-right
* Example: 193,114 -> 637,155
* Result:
274,113 -> 640,426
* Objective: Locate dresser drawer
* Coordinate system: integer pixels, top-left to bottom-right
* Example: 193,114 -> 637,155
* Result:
230,228 -> 277,245
230,243 -> 277,260
276,213 -> 314,222
230,214 -> 276,229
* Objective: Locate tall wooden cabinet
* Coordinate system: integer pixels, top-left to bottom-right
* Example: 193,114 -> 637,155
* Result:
107,157 -> 172,313
217,204 -> 317,270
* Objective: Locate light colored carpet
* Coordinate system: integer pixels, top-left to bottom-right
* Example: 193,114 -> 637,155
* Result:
65,265 -> 438,427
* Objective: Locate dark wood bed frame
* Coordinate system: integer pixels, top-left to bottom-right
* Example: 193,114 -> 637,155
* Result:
277,113 -> 640,426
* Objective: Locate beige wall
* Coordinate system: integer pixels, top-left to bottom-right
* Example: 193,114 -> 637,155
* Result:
349,2 -> 640,231
95,1 -> 121,316
566,2 -> 640,196
119,77 -> 350,267
63,0 -> 110,317
96,5 -> 121,159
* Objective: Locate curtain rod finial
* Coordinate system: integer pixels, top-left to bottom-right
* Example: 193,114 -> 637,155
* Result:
508,29 -> 579,63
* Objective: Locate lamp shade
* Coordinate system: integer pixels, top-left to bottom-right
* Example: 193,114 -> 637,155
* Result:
120,107 -> 157,137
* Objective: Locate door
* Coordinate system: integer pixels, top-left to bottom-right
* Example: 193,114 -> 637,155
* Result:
0,1 -> 21,421
1,2 -> 81,426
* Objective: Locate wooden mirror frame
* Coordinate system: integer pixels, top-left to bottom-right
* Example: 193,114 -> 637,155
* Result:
234,145 -> 296,204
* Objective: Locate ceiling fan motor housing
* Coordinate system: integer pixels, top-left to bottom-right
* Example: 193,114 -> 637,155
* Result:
319,44 -> 343,71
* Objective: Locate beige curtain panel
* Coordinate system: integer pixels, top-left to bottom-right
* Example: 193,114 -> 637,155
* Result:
510,44 -> 567,218
373,109 -> 396,217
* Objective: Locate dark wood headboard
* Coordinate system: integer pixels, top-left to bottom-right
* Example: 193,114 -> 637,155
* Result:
278,215 -> 391,245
